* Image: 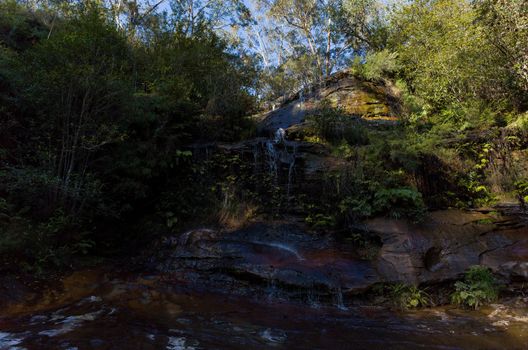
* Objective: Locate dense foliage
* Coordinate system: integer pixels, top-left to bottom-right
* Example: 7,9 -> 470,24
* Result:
0,0 -> 527,274
0,0 -> 257,270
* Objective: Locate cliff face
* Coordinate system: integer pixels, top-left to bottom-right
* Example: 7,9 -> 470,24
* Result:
257,70 -> 401,134
152,208 -> 528,301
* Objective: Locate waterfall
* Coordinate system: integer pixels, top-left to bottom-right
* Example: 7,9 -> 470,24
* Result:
265,140 -> 279,179
263,128 -> 297,200
307,284 -> 321,308
266,270 -> 279,301
333,286 -> 347,311
286,143 -> 297,199
274,128 -> 286,143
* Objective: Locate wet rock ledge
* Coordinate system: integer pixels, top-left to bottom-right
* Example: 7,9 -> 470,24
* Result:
150,208 -> 528,302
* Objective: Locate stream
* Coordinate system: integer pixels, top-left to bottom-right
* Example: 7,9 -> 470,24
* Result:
1,269 -> 528,350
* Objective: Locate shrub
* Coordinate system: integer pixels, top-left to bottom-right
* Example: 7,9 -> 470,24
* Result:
389,283 -> 430,309
308,101 -> 369,146
451,265 -> 500,309
0,202 -> 95,275
304,212 -> 336,228
373,187 -> 426,220
308,149 -> 427,225
508,112 -> 528,132
514,179 -> 528,210
351,50 -> 399,81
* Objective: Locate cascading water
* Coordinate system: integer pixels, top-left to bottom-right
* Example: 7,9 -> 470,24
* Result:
263,128 -> 297,200
266,270 -> 279,301
286,143 -> 297,199
274,128 -> 286,143
307,284 -> 321,309
333,286 -> 347,311
265,140 -> 279,179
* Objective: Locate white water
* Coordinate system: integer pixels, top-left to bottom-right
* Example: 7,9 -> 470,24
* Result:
265,140 -> 279,178
0,331 -> 25,350
274,128 -> 286,144
38,310 -> 103,337
266,272 -> 279,301
264,128 -> 297,199
166,336 -> 196,350
285,143 -> 297,198
307,287 -> 321,309
333,287 -> 348,311
259,328 -> 287,345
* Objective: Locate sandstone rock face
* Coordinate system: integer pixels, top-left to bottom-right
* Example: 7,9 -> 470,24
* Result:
153,223 -> 380,301
366,210 -> 528,284
480,227 -> 528,280
319,72 -> 399,118
256,70 -> 401,135
214,138 -> 345,193
151,209 -> 527,302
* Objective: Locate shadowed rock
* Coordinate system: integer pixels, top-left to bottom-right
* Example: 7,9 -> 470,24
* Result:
152,209 -> 528,304
366,210 -> 528,284
155,224 -> 379,300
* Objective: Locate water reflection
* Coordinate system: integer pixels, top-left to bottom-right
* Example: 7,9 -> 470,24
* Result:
1,269 -> 527,349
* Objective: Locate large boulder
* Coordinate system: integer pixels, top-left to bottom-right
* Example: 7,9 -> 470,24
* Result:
256,70 -> 401,135
480,227 -> 528,280
366,210 -> 528,284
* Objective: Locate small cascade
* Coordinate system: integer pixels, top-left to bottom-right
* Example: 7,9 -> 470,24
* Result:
259,328 -> 287,345
333,287 -> 347,311
263,128 -> 298,200
307,284 -> 321,309
274,128 -> 286,143
189,143 -> 216,163
177,230 -> 196,246
176,229 -> 215,246
266,271 -> 279,301
286,143 -> 297,199
265,140 -> 279,179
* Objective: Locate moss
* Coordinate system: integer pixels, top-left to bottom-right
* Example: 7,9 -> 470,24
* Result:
339,91 -> 391,116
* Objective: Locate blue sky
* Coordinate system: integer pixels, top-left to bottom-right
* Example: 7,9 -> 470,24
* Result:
150,0 -> 398,16
145,0 -> 398,69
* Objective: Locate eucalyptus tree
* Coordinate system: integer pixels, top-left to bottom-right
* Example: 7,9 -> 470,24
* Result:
169,0 -> 252,36
258,0 -> 341,80
246,0 -> 384,102
476,0 -> 528,94
334,0 -> 388,51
